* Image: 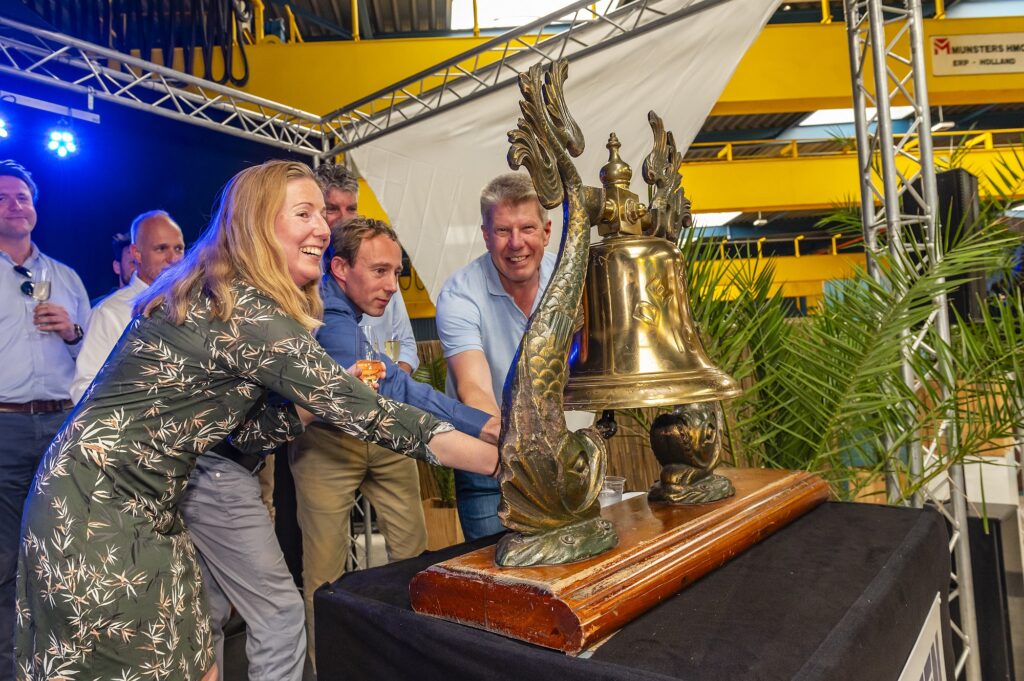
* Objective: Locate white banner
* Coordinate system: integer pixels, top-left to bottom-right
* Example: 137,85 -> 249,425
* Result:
931,33 -> 1024,76
350,0 -> 781,300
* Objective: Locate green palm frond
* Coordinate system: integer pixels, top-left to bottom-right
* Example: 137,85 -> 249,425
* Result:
411,355 -> 456,505
656,146 -> 1024,501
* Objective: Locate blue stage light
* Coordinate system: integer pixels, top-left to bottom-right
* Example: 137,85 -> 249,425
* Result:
46,128 -> 77,157
0,118 -> 8,139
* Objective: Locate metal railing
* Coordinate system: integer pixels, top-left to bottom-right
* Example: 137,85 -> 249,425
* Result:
687,128 -> 1024,162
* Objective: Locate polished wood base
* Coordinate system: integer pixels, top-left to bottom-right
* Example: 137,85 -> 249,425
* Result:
409,467 -> 829,654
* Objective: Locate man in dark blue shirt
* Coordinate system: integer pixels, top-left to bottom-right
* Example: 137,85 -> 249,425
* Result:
290,217 -> 499,663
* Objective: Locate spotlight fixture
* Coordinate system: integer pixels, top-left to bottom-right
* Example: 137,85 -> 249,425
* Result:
753,211 -> 768,227
0,118 -> 7,139
46,128 -> 77,157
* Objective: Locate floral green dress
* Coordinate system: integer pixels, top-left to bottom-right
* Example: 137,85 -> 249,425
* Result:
15,284 -> 450,680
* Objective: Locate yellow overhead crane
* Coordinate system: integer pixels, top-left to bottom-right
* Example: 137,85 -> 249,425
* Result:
218,15 -> 1024,215
219,15 -> 1022,317
684,130 -> 1024,213
225,16 -> 1024,119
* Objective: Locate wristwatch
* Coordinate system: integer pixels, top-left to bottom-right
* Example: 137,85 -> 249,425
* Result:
63,323 -> 84,345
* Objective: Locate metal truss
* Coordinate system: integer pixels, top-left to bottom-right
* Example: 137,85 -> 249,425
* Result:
844,1 -> 980,679
0,16 -> 327,156
346,492 -> 376,571
1,1 -> 720,161
319,0 -> 723,156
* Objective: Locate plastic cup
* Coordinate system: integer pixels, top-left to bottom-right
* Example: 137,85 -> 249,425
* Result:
598,475 -> 626,507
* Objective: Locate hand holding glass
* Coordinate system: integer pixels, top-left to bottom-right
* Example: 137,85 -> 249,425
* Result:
23,264 -> 51,335
357,325 -> 385,390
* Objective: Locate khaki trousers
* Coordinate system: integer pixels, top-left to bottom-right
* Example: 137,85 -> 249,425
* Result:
290,422 -> 427,663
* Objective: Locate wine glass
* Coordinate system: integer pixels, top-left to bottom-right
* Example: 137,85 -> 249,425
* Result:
384,334 -> 402,363
357,324 -> 385,389
26,263 -> 51,335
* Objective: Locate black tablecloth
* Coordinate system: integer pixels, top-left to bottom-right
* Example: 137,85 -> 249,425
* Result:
314,502 -> 953,681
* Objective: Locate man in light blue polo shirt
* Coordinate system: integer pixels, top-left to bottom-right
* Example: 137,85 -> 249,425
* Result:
436,172 -> 556,540
0,160 -> 88,680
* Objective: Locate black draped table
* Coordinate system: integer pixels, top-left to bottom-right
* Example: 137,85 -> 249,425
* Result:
314,502 -> 953,681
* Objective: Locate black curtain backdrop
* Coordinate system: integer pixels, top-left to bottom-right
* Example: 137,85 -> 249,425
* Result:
0,72 -> 307,298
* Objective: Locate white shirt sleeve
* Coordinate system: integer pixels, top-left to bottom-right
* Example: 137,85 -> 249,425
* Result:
386,292 -> 420,371
70,300 -> 129,403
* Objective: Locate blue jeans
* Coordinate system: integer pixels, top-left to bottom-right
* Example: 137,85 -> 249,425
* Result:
454,470 -> 504,541
0,411 -> 66,681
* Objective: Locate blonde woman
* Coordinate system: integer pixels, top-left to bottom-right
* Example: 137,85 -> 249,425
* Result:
15,161 -> 497,680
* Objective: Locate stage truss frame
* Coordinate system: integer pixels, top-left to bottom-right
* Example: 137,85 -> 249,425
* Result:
844,1 -> 981,678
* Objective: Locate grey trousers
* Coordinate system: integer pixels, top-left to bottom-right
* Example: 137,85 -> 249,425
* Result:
180,453 -> 306,681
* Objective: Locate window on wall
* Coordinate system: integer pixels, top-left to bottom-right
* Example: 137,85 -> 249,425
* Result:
450,0 -> 618,31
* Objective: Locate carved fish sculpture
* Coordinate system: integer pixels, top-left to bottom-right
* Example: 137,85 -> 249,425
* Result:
495,59 -> 617,568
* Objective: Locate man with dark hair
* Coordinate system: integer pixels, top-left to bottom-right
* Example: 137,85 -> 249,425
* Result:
0,159 -> 88,678
111,232 -> 134,287
290,216 -> 499,664
435,171 -> 556,540
90,233 -> 135,306
313,163 -> 420,372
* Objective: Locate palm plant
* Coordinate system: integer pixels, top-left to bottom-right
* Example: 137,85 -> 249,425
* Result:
412,355 -> 457,506
648,152 -> 1024,503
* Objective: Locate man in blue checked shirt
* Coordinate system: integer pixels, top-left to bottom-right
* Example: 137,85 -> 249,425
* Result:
0,160 -> 88,680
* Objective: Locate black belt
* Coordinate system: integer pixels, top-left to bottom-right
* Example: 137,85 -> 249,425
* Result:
209,440 -> 266,475
0,400 -> 73,414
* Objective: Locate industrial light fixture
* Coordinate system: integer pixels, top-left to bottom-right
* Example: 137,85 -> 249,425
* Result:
931,105 -> 955,132
799,106 -> 914,127
450,0 -> 616,30
694,211 -> 741,228
753,211 -> 767,227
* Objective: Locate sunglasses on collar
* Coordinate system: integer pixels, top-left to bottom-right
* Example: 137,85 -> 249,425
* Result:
13,264 -> 40,298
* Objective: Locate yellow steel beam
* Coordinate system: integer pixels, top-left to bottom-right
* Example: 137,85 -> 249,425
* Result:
683,142 -> 1024,213
221,16 -> 1024,116
714,15 -> 1024,114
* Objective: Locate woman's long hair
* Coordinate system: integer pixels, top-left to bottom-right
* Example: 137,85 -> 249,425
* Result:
137,160 -> 324,330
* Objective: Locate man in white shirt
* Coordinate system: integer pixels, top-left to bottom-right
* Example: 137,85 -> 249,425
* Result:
70,210 -> 184,402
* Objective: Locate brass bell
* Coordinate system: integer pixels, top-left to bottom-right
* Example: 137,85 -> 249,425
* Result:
563,136 -> 740,412
562,127 -> 741,505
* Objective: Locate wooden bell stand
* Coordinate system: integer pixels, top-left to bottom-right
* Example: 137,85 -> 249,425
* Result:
410,467 -> 829,654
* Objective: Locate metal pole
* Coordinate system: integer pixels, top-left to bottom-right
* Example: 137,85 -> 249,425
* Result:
351,0 -> 360,41
361,495 -> 373,567
843,0 -> 982,676
844,6 -> 881,281
904,0 -> 981,675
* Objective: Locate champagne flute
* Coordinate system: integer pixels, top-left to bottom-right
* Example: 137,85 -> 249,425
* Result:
384,334 -> 402,363
29,263 -> 51,335
357,324 -> 385,389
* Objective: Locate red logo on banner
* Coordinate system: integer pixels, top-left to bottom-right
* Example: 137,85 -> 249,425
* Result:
933,37 -> 951,54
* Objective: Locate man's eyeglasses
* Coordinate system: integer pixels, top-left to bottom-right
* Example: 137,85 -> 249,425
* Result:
13,264 -> 37,297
